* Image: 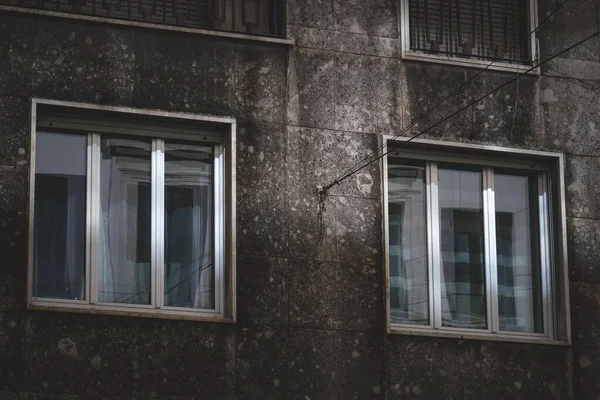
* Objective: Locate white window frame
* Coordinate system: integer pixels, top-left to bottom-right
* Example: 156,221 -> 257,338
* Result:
27,98 -> 237,322
399,0 -> 540,74
383,137 -> 571,345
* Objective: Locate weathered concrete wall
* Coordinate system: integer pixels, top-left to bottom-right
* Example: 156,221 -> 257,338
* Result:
0,0 -> 598,397
536,1 -> 600,399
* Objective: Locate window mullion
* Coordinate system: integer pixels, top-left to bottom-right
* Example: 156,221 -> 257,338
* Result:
152,139 -> 165,309
214,144 -> 225,314
427,161 -> 442,330
539,173 -> 554,338
383,153 -> 392,328
484,167 -> 499,333
89,133 -> 101,305
85,133 -> 92,304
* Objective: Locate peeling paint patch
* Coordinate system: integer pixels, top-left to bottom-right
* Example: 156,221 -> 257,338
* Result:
541,88 -> 559,104
57,338 -> 78,358
356,172 -> 373,194
90,355 -> 102,369
580,356 -> 592,368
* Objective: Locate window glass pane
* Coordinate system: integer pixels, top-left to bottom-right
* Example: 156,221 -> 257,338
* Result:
33,132 -> 87,300
388,159 -> 428,325
164,142 -> 214,309
98,137 -> 151,305
439,165 -> 486,329
495,172 -> 543,333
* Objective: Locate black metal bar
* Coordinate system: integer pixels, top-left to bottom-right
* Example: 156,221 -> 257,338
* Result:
281,0 -> 286,36
425,0 -> 440,52
424,0 -> 431,47
519,0 -> 528,61
414,0 -> 420,50
241,0 -> 247,25
459,0 -> 475,55
479,0 -> 484,57
487,0 -> 495,57
448,0 -> 453,53
456,0 -> 462,47
504,0 -> 508,53
241,0 -> 260,27
439,0 -> 444,46
270,0 -> 275,35
511,0 -> 516,60
470,0 -> 476,54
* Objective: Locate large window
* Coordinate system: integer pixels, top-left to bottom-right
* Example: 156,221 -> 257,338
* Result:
385,142 -> 570,343
28,100 -> 236,321
400,0 -> 538,71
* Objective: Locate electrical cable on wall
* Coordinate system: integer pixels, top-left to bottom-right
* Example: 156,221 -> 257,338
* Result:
322,0 -> 570,196
318,29 -> 600,204
546,67 -> 600,91
509,75 -> 520,139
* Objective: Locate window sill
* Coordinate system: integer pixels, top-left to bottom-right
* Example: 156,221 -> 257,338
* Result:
387,325 -> 569,346
0,5 -> 295,46
28,300 -> 236,323
402,51 -> 540,75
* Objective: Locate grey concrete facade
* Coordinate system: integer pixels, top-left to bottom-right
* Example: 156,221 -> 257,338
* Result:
0,0 -> 598,398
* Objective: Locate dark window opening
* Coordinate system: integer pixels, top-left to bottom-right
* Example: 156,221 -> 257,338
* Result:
3,0 -> 286,38
408,0 -> 530,64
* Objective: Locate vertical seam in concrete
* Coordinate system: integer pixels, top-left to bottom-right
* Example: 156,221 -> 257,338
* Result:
332,0 -> 336,31
478,343 -> 484,399
333,193 -> 338,265
233,45 -> 238,123
597,0 -> 600,63
284,39 -> 290,126
233,321 -> 237,396
285,120 -> 292,394
29,21 -> 34,98
336,327 -> 341,400
285,259 -> 291,396
283,36 -> 291,267
383,332 -> 390,399
132,26 -> 138,109
22,315 -> 28,392
568,346 -> 575,399
535,73 -> 543,145
333,51 -> 337,132
23,14 -> 34,391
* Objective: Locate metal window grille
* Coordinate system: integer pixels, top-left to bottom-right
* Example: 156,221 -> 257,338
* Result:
408,0 -> 529,64
1,0 -> 286,37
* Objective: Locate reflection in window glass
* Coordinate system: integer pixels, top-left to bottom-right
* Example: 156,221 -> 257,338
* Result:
33,132 -> 87,300
388,160 -> 428,325
164,142 -> 214,309
439,166 -> 486,329
98,137 -> 151,304
495,172 -> 543,333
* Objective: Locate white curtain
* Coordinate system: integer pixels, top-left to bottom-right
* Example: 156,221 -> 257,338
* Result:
98,152 -> 151,304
